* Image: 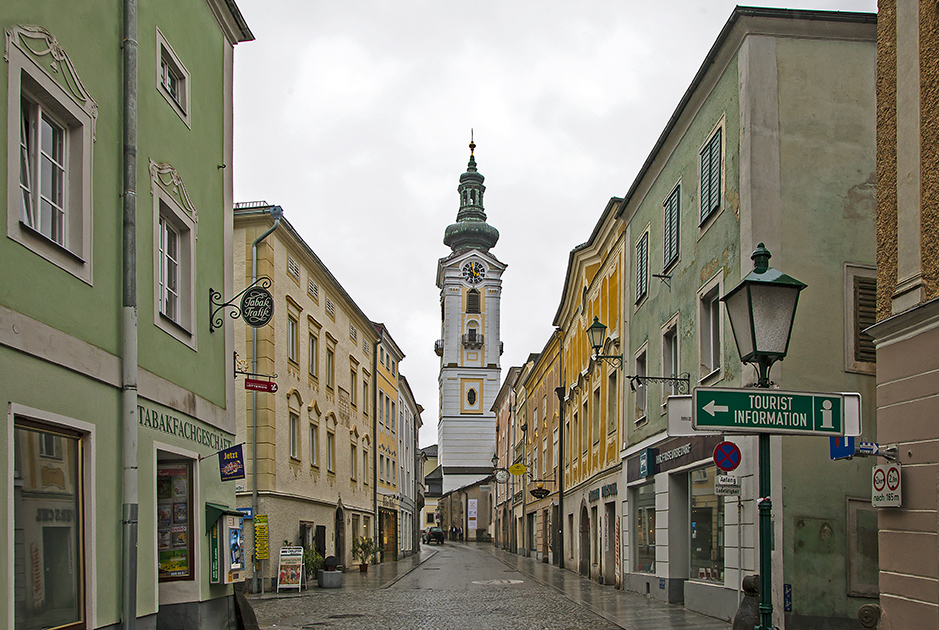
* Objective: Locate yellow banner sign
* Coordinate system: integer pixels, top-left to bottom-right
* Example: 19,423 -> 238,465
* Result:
508,463 -> 527,476
254,514 -> 269,560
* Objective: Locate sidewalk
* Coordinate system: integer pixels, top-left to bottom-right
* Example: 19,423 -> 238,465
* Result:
476,543 -> 732,630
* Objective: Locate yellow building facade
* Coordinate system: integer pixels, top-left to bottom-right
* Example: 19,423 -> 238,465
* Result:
373,324 -> 403,561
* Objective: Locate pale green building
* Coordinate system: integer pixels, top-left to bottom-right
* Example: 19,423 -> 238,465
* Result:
0,2 -> 252,628
616,8 -> 878,628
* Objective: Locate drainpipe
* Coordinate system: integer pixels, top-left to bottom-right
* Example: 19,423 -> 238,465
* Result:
121,1 -> 138,627
372,329 -> 383,546
555,328 -> 565,570
251,205 -> 282,594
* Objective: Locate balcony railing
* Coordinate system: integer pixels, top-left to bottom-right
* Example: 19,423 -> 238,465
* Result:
434,339 -> 444,356
461,333 -> 484,349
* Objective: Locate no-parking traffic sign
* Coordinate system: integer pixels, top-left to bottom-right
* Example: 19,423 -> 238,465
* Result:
713,441 -> 741,472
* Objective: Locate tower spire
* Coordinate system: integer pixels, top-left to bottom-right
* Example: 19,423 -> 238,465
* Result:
443,136 -> 499,252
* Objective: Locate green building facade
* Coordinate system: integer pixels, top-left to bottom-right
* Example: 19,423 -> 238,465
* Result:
617,8 -> 879,628
1,2 -> 252,628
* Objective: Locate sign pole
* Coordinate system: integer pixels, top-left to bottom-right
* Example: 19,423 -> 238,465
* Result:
755,356 -> 773,630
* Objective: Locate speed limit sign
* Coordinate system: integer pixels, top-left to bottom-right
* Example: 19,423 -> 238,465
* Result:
872,464 -> 901,507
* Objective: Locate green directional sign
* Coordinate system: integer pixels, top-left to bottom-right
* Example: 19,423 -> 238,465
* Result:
693,388 -> 843,436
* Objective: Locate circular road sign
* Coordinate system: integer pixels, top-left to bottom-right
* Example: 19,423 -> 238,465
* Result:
713,441 -> 742,472
886,466 -> 900,491
873,467 -> 886,492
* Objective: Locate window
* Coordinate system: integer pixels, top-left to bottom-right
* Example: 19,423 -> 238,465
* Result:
151,162 -> 197,347
350,368 -> 357,405
690,465 -> 724,582
14,421 -> 86,627
607,372 -> 617,433
635,349 -> 647,423
351,445 -> 357,480
635,231 -> 649,304
156,28 -> 190,127
308,333 -> 318,377
379,394 -> 384,427
391,402 -> 396,433
572,411 -> 579,461
310,423 -> 319,467
553,428 -> 559,471
592,387 -> 600,444
363,381 -> 369,416
633,482 -> 655,573
379,454 -> 385,482
7,25 -> 96,283
289,413 -> 299,460
350,324 -> 357,343
845,265 -> 877,374
363,448 -> 369,483
663,320 -> 679,399
542,438 -> 548,476
581,400 -> 588,454
287,255 -> 300,282
326,431 -> 335,472
664,184 -> 680,269
326,296 -> 336,319
467,289 -> 480,313
700,126 -> 722,224
157,457 -> 194,581
326,348 -> 334,388
699,281 -> 722,378
287,315 -> 299,363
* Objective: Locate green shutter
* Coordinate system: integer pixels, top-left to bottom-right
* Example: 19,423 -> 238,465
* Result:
709,128 -> 722,215
664,186 -> 679,268
700,146 -> 710,222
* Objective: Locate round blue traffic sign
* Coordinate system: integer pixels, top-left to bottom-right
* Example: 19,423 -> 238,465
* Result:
713,441 -> 741,472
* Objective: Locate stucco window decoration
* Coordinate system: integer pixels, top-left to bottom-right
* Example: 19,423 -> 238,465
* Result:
6,24 -> 97,283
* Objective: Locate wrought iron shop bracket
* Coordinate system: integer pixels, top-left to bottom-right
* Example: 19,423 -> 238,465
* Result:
233,352 -> 278,382
209,276 -> 271,333
628,372 -> 691,394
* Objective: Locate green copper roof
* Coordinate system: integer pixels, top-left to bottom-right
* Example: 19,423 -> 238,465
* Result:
443,140 -> 499,252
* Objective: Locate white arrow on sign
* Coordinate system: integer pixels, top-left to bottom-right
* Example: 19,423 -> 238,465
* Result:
703,400 -> 729,417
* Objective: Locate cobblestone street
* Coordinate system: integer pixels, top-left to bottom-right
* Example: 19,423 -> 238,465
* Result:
249,543 -> 732,630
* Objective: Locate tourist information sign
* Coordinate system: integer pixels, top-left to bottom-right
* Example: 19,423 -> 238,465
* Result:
693,387 -> 844,436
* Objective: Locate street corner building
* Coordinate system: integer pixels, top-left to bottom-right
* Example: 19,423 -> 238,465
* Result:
0,1 -> 253,629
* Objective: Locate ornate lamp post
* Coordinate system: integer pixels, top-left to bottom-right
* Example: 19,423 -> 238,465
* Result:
721,243 -> 806,630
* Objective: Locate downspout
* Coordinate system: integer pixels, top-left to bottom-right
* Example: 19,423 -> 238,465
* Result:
372,329 -> 383,546
554,328 -> 565,570
121,1 -> 138,627
250,205 -> 282,594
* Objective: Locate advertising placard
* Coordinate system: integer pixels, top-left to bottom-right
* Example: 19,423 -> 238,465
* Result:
218,444 -> 246,482
254,514 -> 269,560
468,499 -> 478,530
277,546 -> 304,592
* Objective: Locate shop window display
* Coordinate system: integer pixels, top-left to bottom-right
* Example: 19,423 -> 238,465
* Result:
157,458 -> 193,581
14,422 -> 85,630
633,482 -> 655,573
690,465 -> 724,581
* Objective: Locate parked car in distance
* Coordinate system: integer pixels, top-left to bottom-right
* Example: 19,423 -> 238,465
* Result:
427,526 -> 445,544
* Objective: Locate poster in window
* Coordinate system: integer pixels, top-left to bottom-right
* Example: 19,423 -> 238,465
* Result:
158,529 -> 172,550
157,476 -> 173,501
172,525 -> 188,548
158,504 -> 172,528
173,476 -> 188,498
159,549 -> 189,577
173,502 -> 188,524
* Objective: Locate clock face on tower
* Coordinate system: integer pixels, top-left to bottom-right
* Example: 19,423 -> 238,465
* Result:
461,261 -> 485,284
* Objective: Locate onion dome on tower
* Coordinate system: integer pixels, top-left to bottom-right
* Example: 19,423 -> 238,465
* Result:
443,137 -> 500,253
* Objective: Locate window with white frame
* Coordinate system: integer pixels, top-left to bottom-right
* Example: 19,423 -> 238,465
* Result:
592,386 -> 600,444
699,277 -> 723,379
350,367 -> 357,405
699,126 -> 722,225
310,422 -> 319,467
156,28 -> 190,127
663,318 -> 679,399
287,315 -> 299,363
664,184 -> 680,269
7,25 -> 96,283
542,438 -> 548,476
363,448 -> 368,483
379,454 -> 385,482
326,430 -> 335,472
635,348 -> 647,423
635,231 -> 649,304
289,412 -> 299,460
151,164 -> 197,348
553,427 -> 559,471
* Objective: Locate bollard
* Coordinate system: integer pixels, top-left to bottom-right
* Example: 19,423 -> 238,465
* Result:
732,575 -> 760,630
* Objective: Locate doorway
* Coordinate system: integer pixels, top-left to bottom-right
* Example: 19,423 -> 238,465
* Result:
579,505 -> 590,576
334,506 -> 345,568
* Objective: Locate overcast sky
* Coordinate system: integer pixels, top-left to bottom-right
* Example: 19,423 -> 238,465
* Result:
232,0 -> 877,448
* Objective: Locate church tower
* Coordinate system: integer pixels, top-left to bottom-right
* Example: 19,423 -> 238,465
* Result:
436,139 -> 504,494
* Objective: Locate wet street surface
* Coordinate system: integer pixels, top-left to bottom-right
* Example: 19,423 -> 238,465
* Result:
250,543 -> 732,630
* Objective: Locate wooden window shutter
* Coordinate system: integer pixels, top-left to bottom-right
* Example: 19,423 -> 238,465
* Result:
854,276 -> 876,363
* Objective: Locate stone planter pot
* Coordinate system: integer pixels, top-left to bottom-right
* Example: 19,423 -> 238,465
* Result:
317,569 -> 343,589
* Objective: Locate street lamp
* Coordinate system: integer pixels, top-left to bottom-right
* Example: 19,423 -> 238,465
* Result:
491,453 -> 499,468
721,242 -> 805,630
587,317 -> 690,392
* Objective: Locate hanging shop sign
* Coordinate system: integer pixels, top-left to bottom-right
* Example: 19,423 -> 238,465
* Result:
210,277 -> 274,333
218,444 -> 246,482
244,378 -> 278,393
